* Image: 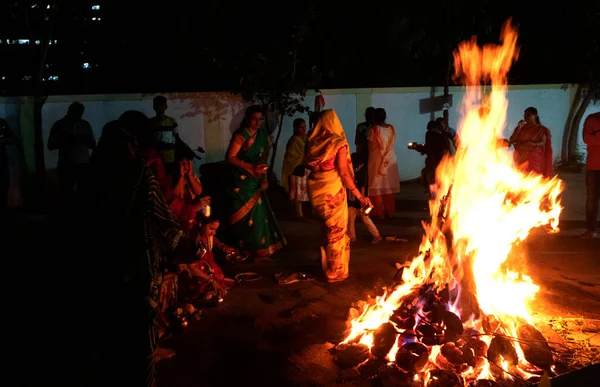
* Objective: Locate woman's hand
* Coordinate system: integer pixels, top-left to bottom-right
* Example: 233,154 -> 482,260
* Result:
213,282 -> 225,298
179,160 -> 188,176
249,163 -> 267,178
223,246 -> 237,255
358,195 -> 373,209
199,196 -> 211,208
185,159 -> 194,176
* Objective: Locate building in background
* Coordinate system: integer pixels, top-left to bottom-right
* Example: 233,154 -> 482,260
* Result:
0,1 -> 107,95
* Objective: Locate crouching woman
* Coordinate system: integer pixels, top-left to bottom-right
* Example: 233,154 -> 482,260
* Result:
178,213 -> 237,301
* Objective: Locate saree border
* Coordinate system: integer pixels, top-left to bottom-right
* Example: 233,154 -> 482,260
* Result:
229,191 -> 261,225
254,241 -> 285,257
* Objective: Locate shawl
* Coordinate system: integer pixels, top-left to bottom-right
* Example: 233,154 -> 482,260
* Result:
306,109 -> 353,174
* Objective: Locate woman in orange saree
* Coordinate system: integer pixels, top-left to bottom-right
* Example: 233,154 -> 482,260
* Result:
509,107 -> 554,177
306,110 -> 372,283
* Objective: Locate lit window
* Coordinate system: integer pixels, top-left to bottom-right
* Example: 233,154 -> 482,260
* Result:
18,39 -> 30,44
48,75 -> 58,81
83,63 -> 90,69
11,40 -> 16,44
92,17 -> 97,21
1,76 -> 5,80
31,4 -> 38,8
54,40 -> 58,44
0,40 -> 3,44
92,5 -> 100,10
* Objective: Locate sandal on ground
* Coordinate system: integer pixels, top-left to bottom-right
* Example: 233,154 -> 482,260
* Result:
275,272 -> 315,285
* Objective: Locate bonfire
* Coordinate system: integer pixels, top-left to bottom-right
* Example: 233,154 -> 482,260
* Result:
332,19 -> 566,386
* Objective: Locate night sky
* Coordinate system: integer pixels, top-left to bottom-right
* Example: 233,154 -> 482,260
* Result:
0,0 -> 598,95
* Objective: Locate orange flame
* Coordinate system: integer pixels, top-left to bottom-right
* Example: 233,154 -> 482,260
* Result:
340,19 -> 564,385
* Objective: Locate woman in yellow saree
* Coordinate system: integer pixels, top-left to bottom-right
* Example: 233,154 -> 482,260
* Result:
306,110 -> 372,283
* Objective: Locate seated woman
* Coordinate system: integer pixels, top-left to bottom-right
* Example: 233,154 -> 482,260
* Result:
170,158 -> 211,230
178,212 -> 237,302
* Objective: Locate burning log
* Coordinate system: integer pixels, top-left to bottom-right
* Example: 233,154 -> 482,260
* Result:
416,323 -> 442,346
487,335 -> 518,379
441,310 -> 464,342
391,305 -> 416,330
395,341 -> 430,373
482,314 -> 501,334
333,343 -> 370,369
516,323 -> 554,369
427,369 -> 464,387
467,380 -> 501,387
441,342 -> 465,365
377,365 -> 411,387
358,358 -> 387,379
371,323 -> 399,359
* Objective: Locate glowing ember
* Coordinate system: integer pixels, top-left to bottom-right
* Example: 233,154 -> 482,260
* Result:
338,19 -> 564,386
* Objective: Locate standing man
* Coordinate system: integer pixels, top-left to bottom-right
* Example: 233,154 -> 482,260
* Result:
355,107 -> 375,159
581,111 -> 600,239
355,107 -> 375,193
47,102 -> 96,208
148,96 -> 185,177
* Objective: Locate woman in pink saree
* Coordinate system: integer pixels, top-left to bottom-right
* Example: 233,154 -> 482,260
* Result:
509,107 -> 553,177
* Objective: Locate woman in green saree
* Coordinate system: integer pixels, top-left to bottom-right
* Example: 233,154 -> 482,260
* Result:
224,105 -> 285,259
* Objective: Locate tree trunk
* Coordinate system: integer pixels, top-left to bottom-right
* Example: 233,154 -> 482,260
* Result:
443,46 -> 452,127
567,90 -> 593,165
33,93 -> 46,193
561,85 -> 584,162
268,112 -> 285,177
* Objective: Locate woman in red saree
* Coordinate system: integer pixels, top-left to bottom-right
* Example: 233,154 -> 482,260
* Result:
509,107 -> 553,177
178,213 -> 237,301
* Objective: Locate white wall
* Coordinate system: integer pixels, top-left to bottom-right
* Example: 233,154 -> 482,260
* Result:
2,85 -> 596,185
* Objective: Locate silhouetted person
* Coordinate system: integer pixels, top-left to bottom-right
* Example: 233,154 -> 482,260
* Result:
355,107 -> 375,158
0,118 -> 19,218
581,111 -> 600,239
410,120 -> 452,196
149,96 -> 182,177
436,116 -> 458,152
84,119 -> 183,387
47,102 -> 96,208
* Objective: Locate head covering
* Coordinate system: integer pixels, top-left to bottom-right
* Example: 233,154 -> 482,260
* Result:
306,109 -> 352,174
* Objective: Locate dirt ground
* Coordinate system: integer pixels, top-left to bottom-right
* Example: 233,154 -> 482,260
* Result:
4,172 -> 599,386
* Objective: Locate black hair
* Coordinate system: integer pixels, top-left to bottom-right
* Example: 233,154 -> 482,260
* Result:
365,107 -> 375,120
374,108 -> 387,124
525,107 -> 541,124
293,118 -> 305,128
153,95 -> 167,105
427,120 -> 441,130
67,102 -> 85,118
195,211 -> 221,227
240,105 -> 263,129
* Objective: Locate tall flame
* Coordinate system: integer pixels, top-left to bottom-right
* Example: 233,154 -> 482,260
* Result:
340,19 -> 564,385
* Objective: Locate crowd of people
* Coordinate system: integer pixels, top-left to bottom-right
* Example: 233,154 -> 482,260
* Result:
0,95 -> 599,385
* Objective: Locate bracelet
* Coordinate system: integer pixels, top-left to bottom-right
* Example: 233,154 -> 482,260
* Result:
206,275 -> 215,285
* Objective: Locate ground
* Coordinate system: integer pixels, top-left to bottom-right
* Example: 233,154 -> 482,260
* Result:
4,172 -> 600,386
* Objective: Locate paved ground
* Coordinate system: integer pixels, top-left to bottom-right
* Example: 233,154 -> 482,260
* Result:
4,172 -> 599,386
